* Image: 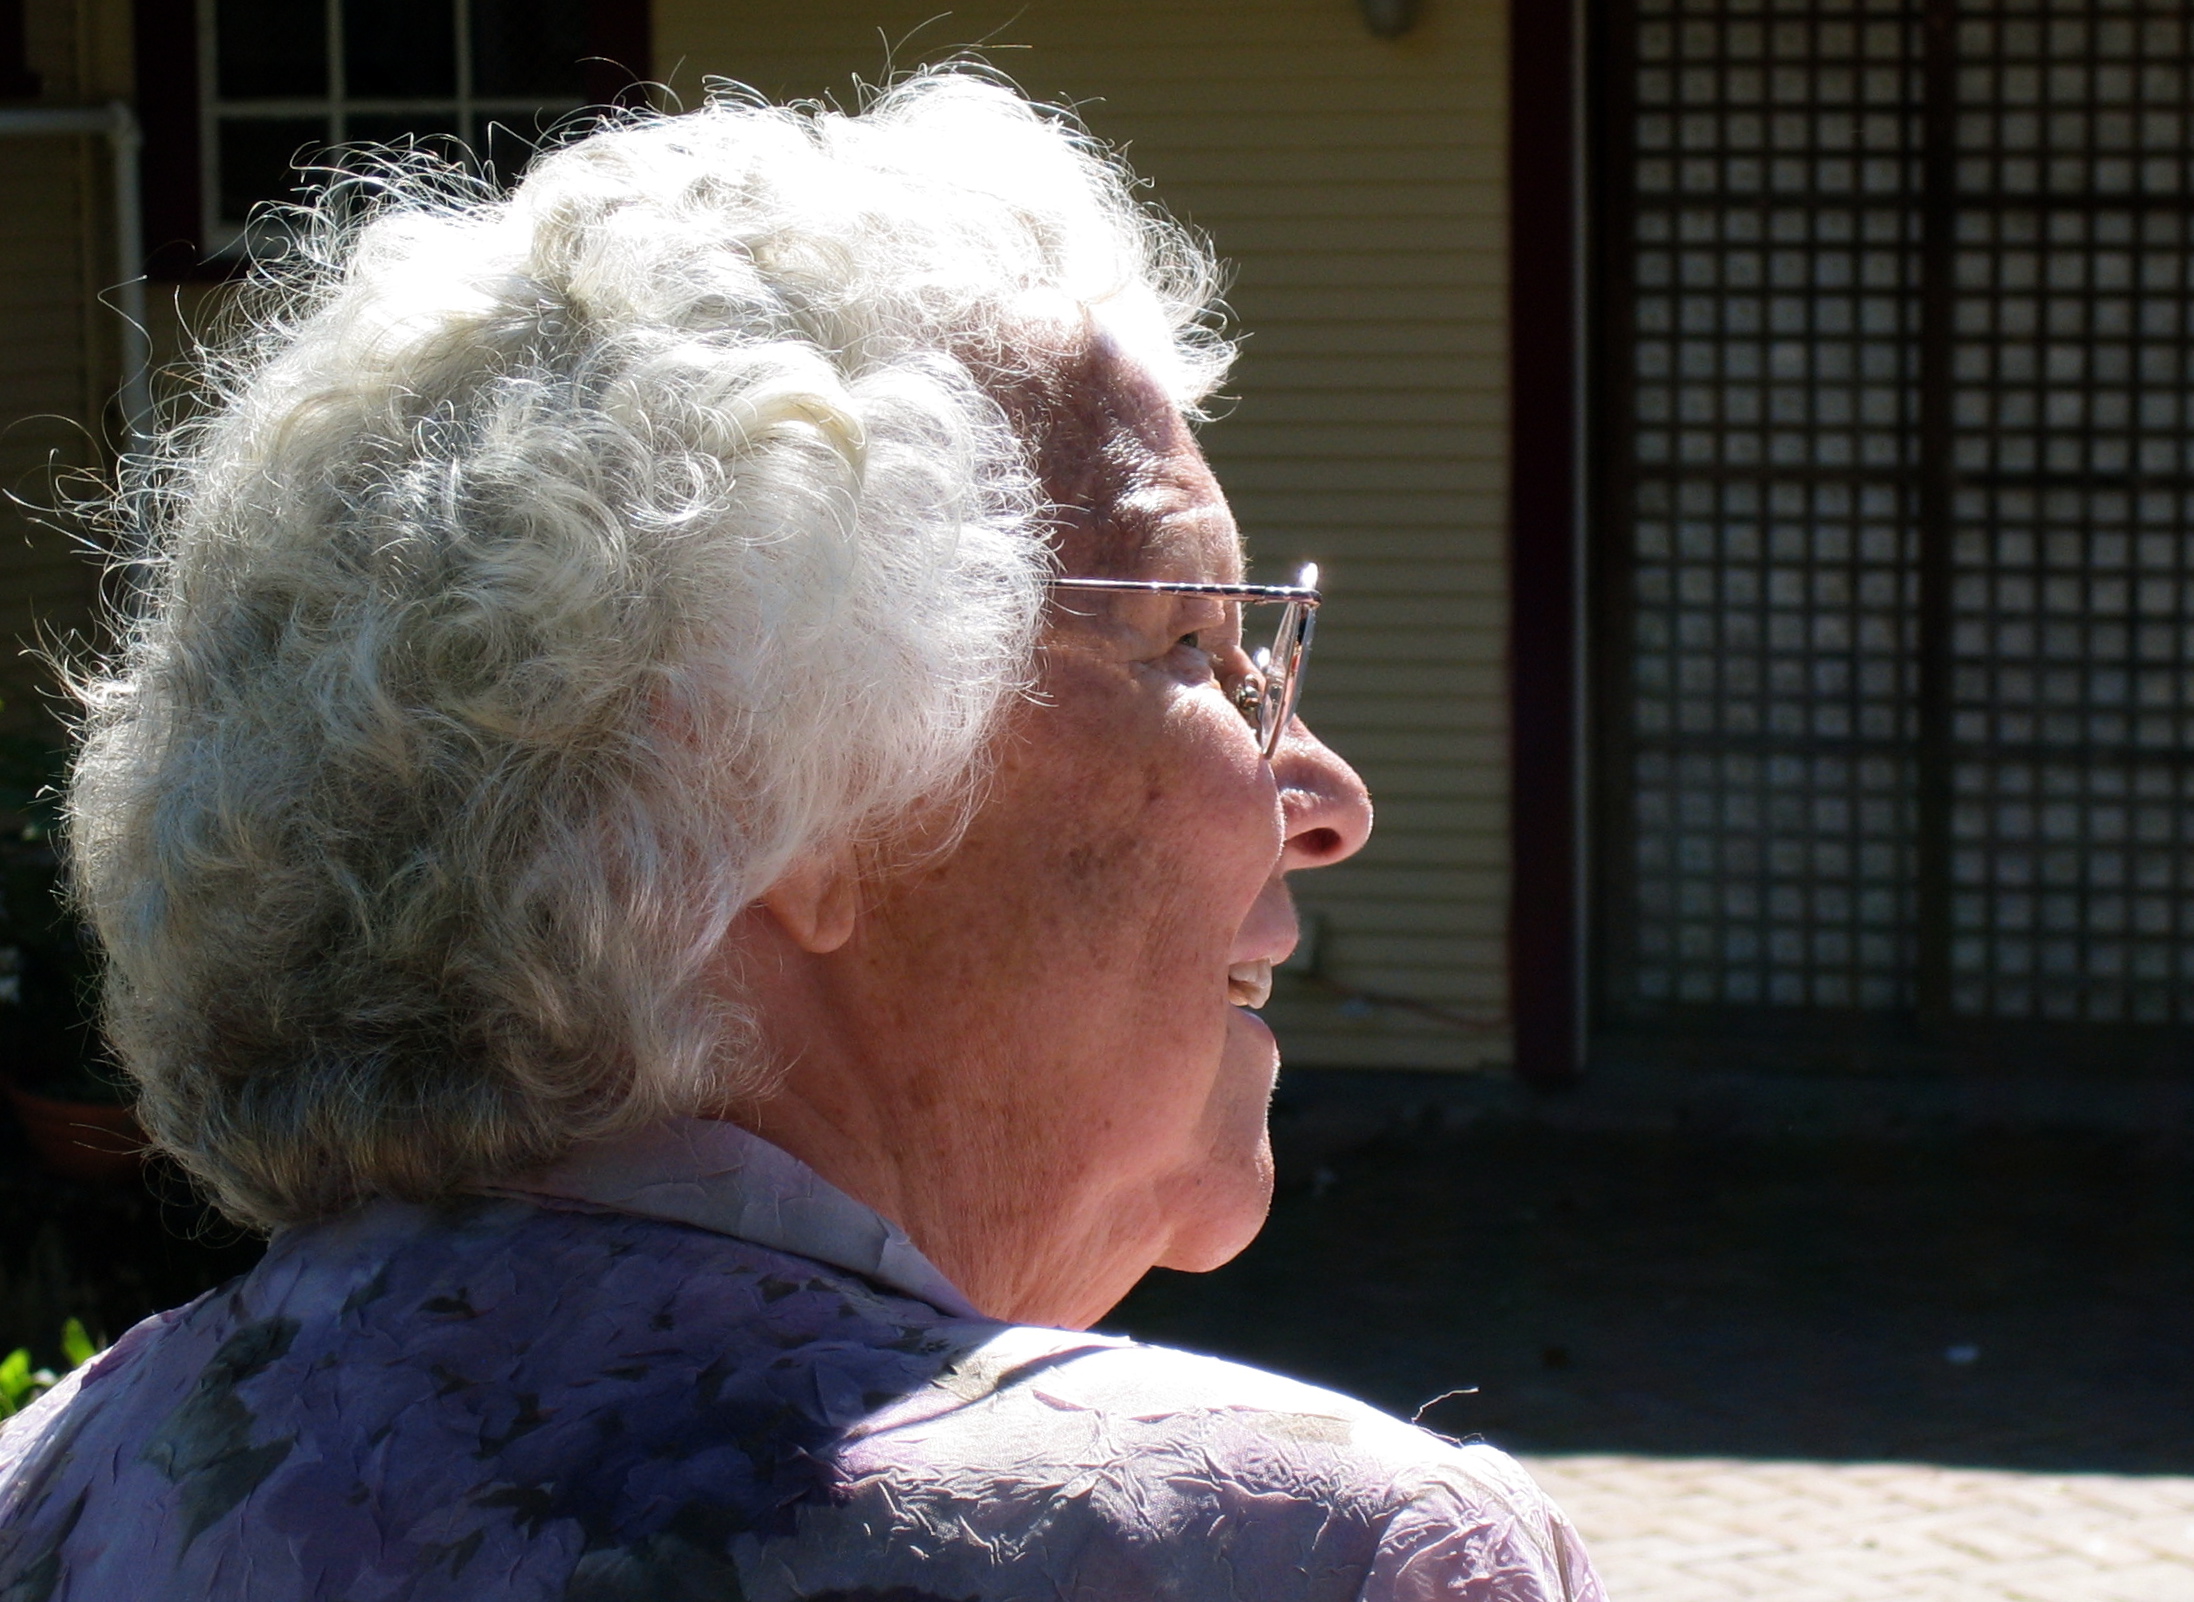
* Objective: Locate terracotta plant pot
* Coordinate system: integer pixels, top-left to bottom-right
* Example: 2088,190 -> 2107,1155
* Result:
4,1081 -> 146,1183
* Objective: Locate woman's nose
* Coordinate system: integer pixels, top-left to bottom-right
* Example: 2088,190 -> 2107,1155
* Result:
1275,719 -> 1373,872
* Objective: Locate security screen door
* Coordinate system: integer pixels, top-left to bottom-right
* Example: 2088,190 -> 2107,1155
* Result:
1595,0 -> 2194,1057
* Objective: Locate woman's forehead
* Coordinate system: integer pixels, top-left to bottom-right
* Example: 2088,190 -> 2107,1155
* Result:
1016,337 -> 1242,582
1110,476 -> 1245,585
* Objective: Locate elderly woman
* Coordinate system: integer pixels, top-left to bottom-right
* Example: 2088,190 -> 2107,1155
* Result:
0,76 -> 1600,1601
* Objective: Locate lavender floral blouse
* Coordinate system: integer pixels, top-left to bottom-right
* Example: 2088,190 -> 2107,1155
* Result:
0,1119 -> 1603,1601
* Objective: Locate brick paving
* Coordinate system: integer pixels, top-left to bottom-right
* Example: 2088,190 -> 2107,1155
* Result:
1522,1455 -> 2194,1601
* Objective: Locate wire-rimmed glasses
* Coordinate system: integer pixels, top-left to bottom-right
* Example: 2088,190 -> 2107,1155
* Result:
1045,563 -> 1321,759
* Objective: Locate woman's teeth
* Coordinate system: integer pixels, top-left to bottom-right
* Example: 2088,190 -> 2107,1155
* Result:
1227,960 -> 1273,1009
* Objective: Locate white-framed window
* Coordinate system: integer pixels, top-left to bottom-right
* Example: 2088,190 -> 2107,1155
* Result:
198,0 -> 590,254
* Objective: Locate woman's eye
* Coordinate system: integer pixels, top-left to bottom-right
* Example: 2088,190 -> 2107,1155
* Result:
1176,632 -> 1201,652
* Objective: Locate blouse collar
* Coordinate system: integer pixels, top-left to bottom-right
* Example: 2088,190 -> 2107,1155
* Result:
483,1117 -> 985,1320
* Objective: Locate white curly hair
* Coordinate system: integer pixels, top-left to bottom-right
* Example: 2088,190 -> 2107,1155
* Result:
65,70 -> 1232,1229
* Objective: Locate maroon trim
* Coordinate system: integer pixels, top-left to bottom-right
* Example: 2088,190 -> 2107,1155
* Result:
0,0 -> 41,97
583,0 -> 652,109
133,0 -> 211,279
1507,0 -> 1582,1086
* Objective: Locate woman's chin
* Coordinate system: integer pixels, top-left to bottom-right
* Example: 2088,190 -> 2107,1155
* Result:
1151,1012 -> 1281,1274
1152,1131 -> 1275,1274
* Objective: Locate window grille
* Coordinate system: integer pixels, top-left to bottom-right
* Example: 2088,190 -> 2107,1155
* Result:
199,0 -> 589,253
1596,0 -> 2194,1044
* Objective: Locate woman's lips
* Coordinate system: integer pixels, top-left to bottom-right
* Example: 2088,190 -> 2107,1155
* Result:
1226,959 -> 1273,1009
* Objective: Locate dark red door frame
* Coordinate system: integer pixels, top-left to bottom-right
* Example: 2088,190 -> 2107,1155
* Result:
0,0 -> 40,96
1507,0 -> 1585,1085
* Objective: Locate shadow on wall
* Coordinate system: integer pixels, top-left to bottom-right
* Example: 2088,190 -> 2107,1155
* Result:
1107,1069 -> 2194,1477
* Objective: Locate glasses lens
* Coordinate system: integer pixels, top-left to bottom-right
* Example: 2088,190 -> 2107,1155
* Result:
1045,578 -> 1315,760
1254,600 -> 1314,756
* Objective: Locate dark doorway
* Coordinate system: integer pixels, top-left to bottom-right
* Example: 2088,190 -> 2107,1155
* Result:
1592,0 -> 2194,1071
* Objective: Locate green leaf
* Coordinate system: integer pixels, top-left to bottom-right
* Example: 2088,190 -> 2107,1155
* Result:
0,1348 -> 32,1416
59,1319 -> 95,1370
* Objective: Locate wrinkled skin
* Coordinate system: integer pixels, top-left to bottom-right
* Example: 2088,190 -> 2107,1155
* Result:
731,338 -> 1374,1329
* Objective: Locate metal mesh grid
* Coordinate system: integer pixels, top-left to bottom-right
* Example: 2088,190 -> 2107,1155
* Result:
1948,1 -> 2194,1022
1608,0 -> 2194,1034
1622,0 -> 1924,1012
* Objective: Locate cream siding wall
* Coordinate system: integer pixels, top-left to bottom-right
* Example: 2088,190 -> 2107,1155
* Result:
0,0 -> 131,734
0,135 -> 97,723
655,0 -> 1514,1070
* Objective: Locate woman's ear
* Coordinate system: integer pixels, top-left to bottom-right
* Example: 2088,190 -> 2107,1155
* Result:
760,855 -> 860,954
